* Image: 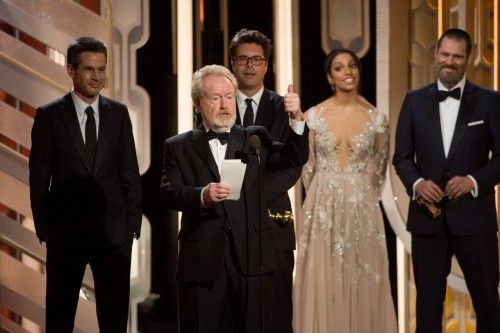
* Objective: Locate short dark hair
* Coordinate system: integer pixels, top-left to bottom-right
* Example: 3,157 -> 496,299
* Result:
229,29 -> 273,60
67,37 -> 107,68
324,48 -> 361,78
436,28 -> 472,58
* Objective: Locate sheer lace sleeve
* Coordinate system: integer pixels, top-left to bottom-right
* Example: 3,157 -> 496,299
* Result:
301,109 -> 317,191
368,111 -> 389,199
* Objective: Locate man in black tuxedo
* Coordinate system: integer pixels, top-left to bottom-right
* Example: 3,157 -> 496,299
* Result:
393,28 -> 500,333
160,64 -> 308,332
228,29 -> 301,332
29,37 -> 142,332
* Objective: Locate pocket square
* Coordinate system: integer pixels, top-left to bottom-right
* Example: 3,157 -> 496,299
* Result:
467,120 -> 484,126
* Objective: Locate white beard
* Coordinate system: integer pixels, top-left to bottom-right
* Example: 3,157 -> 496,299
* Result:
207,115 -> 236,133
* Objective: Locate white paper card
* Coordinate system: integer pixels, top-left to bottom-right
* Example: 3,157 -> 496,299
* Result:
221,159 -> 247,200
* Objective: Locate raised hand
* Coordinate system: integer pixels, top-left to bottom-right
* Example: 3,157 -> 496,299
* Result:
284,84 -> 304,121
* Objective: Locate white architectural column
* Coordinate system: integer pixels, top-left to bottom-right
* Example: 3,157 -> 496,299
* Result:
376,1 -> 411,332
176,0 -> 194,133
274,0 -> 297,213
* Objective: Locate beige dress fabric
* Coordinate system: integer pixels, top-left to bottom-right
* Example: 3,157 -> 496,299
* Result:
293,106 -> 397,333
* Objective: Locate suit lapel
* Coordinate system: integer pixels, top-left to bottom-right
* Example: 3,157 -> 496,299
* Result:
93,96 -> 109,176
446,81 -> 477,161
235,89 -> 273,127
59,93 -> 92,174
235,103 -> 242,126
225,125 -> 245,159
191,127 -> 220,180
426,84 -> 447,160
222,126 -> 247,226
254,89 -> 273,127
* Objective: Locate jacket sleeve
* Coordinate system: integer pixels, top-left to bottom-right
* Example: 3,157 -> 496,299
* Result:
469,91 -> 500,196
264,125 -> 310,171
263,97 -> 304,203
264,166 -> 302,204
367,112 -> 389,199
119,107 -> 142,239
29,107 -> 52,242
159,139 -> 205,212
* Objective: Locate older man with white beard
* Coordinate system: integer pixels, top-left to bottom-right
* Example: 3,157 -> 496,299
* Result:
160,64 -> 308,333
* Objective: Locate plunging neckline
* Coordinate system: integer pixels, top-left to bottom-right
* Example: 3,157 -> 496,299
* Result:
316,106 -> 373,172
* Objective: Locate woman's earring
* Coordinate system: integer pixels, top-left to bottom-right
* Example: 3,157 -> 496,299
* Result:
327,77 -> 335,93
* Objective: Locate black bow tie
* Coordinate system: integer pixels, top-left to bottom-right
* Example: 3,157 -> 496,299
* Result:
205,130 -> 230,144
437,87 -> 461,102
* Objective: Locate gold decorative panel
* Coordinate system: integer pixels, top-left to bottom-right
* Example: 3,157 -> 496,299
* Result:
410,0 -> 438,88
320,0 -> 370,57
443,287 -> 477,333
470,0 -> 495,88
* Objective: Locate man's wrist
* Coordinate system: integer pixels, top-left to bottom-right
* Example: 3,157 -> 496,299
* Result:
289,118 -> 305,135
466,175 -> 478,197
412,178 -> 424,200
200,186 -> 209,207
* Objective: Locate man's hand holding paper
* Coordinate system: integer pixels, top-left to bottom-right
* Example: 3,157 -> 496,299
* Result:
202,182 -> 230,205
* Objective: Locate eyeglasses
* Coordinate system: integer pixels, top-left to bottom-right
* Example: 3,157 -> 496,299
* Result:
233,55 -> 267,66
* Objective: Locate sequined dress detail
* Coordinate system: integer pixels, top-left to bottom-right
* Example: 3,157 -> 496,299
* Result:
293,106 -> 397,333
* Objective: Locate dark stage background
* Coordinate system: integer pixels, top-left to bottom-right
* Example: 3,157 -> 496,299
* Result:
136,1 -> 395,331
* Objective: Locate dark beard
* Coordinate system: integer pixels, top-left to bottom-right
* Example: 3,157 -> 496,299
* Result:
434,63 -> 464,88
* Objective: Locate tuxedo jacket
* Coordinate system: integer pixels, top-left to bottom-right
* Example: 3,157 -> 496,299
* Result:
29,93 -> 142,247
160,125 -> 308,282
236,89 -> 302,251
393,81 -> 500,235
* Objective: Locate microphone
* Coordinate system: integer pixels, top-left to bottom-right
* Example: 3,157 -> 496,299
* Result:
248,133 -> 263,333
248,134 -> 261,156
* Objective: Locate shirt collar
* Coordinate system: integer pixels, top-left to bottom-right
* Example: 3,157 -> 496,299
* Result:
437,76 -> 466,95
71,88 -> 100,117
236,86 -> 265,106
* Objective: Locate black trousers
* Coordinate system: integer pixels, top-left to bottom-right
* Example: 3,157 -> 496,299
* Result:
45,234 -> 132,333
412,222 -> 500,333
270,249 -> 294,333
178,233 -> 275,333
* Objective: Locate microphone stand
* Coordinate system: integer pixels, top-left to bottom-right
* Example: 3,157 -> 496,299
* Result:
256,149 -> 264,333
249,134 -> 264,333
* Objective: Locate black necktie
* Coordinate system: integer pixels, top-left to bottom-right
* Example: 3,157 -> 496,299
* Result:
437,87 -> 461,102
84,106 -> 97,169
205,130 -> 229,145
242,98 -> 254,127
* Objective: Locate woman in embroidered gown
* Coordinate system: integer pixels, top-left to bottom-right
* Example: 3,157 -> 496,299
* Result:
293,48 -> 397,333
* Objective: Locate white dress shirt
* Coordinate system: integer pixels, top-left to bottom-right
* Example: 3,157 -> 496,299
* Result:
237,87 -> 264,124
71,89 -> 100,142
437,78 -> 465,157
207,133 -> 229,173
